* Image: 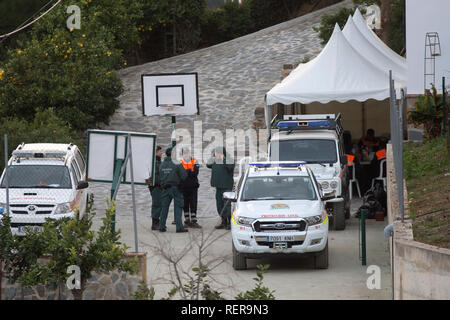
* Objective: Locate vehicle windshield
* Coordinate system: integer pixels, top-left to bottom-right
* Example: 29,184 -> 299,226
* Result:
270,139 -> 337,163
241,176 -> 317,201
1,165 -> 72,189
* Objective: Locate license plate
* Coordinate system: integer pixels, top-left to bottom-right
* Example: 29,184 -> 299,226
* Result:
17,226 -> 44,234
273,242 -> 288,249
267,235 -> 294,242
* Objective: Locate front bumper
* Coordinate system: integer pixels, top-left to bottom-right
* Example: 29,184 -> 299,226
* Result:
9,211 -> 75,236
324,197 -> 344,203
231,217 -> 328,257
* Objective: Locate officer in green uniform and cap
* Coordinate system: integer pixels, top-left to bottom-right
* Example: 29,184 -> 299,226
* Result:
159,147 -> 189,233
149,145 -> 163,230
206,146 -> 235,230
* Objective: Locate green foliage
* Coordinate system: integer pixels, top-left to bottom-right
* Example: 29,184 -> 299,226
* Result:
0,0 -> 144,131
0,0 -> 50,60
235,264 -> 276,300
313,7 -> 357,45
386,0 -> 405,54
409,85 -> 445,140
183,265 -> 225,300
0,109 -> 84,172
215,0 -> 254,41
403,136 -> 449,181
140,0 -> 207,54
134,280 -> 156,300
0,195 -> 138,300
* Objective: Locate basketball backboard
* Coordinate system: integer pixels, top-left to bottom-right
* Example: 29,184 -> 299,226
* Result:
141,73 -> 199,116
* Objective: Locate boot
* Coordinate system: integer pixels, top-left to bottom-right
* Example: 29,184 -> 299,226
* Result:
184,218 -> 191,227
151,218 -> 160,231
215,217 -> 227,229
189,219 -> 202,229
225,217 -> 231,230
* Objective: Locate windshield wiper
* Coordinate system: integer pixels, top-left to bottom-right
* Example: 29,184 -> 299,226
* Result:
304,161 -> 326,167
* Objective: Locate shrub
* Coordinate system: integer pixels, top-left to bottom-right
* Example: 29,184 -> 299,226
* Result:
409,85 -> 445,140
235,264 -> 275,300
0,196 -> 138,300
0,109 -> 84,172
0,0 -> 143,131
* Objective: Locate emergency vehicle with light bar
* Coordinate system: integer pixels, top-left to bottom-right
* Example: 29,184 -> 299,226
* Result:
0,143 -> 89,236
225,161 -> 331,270
268,114 -> 350,230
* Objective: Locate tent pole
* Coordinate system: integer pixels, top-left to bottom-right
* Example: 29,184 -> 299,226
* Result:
361,101 -> 366,137
265,103 -> 271,141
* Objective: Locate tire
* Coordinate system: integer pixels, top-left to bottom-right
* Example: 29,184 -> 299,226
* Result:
232,241 -> 247,270
332,201 -> 346,230
314,241 -> 329,269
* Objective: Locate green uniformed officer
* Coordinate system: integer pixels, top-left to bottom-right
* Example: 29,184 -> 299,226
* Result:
159,147 -> 189,233
149,145 -> 163,230
206,146 -> 235,230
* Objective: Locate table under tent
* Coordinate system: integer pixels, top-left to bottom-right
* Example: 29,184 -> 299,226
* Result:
265,9 -> 407,147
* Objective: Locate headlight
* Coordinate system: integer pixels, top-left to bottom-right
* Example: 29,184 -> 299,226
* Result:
236,216 -> 255,226
305,215 -> 323,226
320,181 -> 329,189
330,181 -> 338,189
54,203 -> 71,215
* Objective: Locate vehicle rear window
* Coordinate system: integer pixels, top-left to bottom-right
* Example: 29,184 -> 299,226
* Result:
1,165 -> 72,189
241,176 -> 317,201
270,139 -> 337,163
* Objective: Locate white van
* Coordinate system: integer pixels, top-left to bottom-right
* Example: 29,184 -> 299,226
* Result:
0,143 -> 89,236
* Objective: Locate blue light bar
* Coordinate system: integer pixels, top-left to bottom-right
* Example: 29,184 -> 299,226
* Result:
277,120 -> 330,129
250,161 -> 306,168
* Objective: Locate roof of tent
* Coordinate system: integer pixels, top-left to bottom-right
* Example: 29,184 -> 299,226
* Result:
342,15 -> 407,83
266,24 -> 404,105
353,8 -> 406,68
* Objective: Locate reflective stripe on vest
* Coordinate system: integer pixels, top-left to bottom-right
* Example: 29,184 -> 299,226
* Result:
376,149 -> 386,160
346,154 -> 355,166
181,159 -> 196,170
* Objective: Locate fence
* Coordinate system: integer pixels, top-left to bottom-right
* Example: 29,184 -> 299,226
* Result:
389,71 -> 405,222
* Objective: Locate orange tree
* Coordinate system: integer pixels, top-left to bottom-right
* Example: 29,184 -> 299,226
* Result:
0,0 -> 143,131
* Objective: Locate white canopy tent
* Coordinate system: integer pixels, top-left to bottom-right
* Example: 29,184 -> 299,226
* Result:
352,8 -> 406,68
266,23 -> 405,139
342,16 -> 407,83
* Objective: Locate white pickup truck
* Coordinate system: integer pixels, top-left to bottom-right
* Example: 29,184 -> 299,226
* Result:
225,161 -> 332,270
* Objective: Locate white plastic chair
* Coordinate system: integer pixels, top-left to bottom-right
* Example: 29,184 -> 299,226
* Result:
349,163 -> 361,199
371,158 -> 387,191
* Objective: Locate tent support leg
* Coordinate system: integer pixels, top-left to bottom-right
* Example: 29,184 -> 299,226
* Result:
362,102 -> 366,136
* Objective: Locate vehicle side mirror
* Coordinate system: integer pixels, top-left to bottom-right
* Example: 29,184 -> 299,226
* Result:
77,181 -> 89,190
223,191 -> 237,202
321,191 -> 335,201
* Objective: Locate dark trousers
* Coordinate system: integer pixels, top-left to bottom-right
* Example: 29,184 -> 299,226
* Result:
182,188 -> 198,221
215,188 -> 231,219
149,186 -> 162,219
160,186 -> 184,231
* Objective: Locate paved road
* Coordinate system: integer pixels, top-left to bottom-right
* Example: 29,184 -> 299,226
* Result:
90,0 -> 391,299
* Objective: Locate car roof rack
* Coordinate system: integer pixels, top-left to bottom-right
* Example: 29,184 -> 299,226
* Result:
249,161 -> 307,169
11,150 -> 68,162
273,113 -> 343,136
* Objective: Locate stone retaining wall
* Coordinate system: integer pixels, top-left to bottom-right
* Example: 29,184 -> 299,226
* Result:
386,144 -> 450,299
0,252 -> 146,300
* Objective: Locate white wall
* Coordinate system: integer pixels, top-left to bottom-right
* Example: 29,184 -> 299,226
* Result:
406,0 -> 450,94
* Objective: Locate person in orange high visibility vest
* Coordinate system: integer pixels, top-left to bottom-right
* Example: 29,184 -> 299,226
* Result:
346,154 -> 355,166
376,148 -> 386,160
180,147 -> 201,228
